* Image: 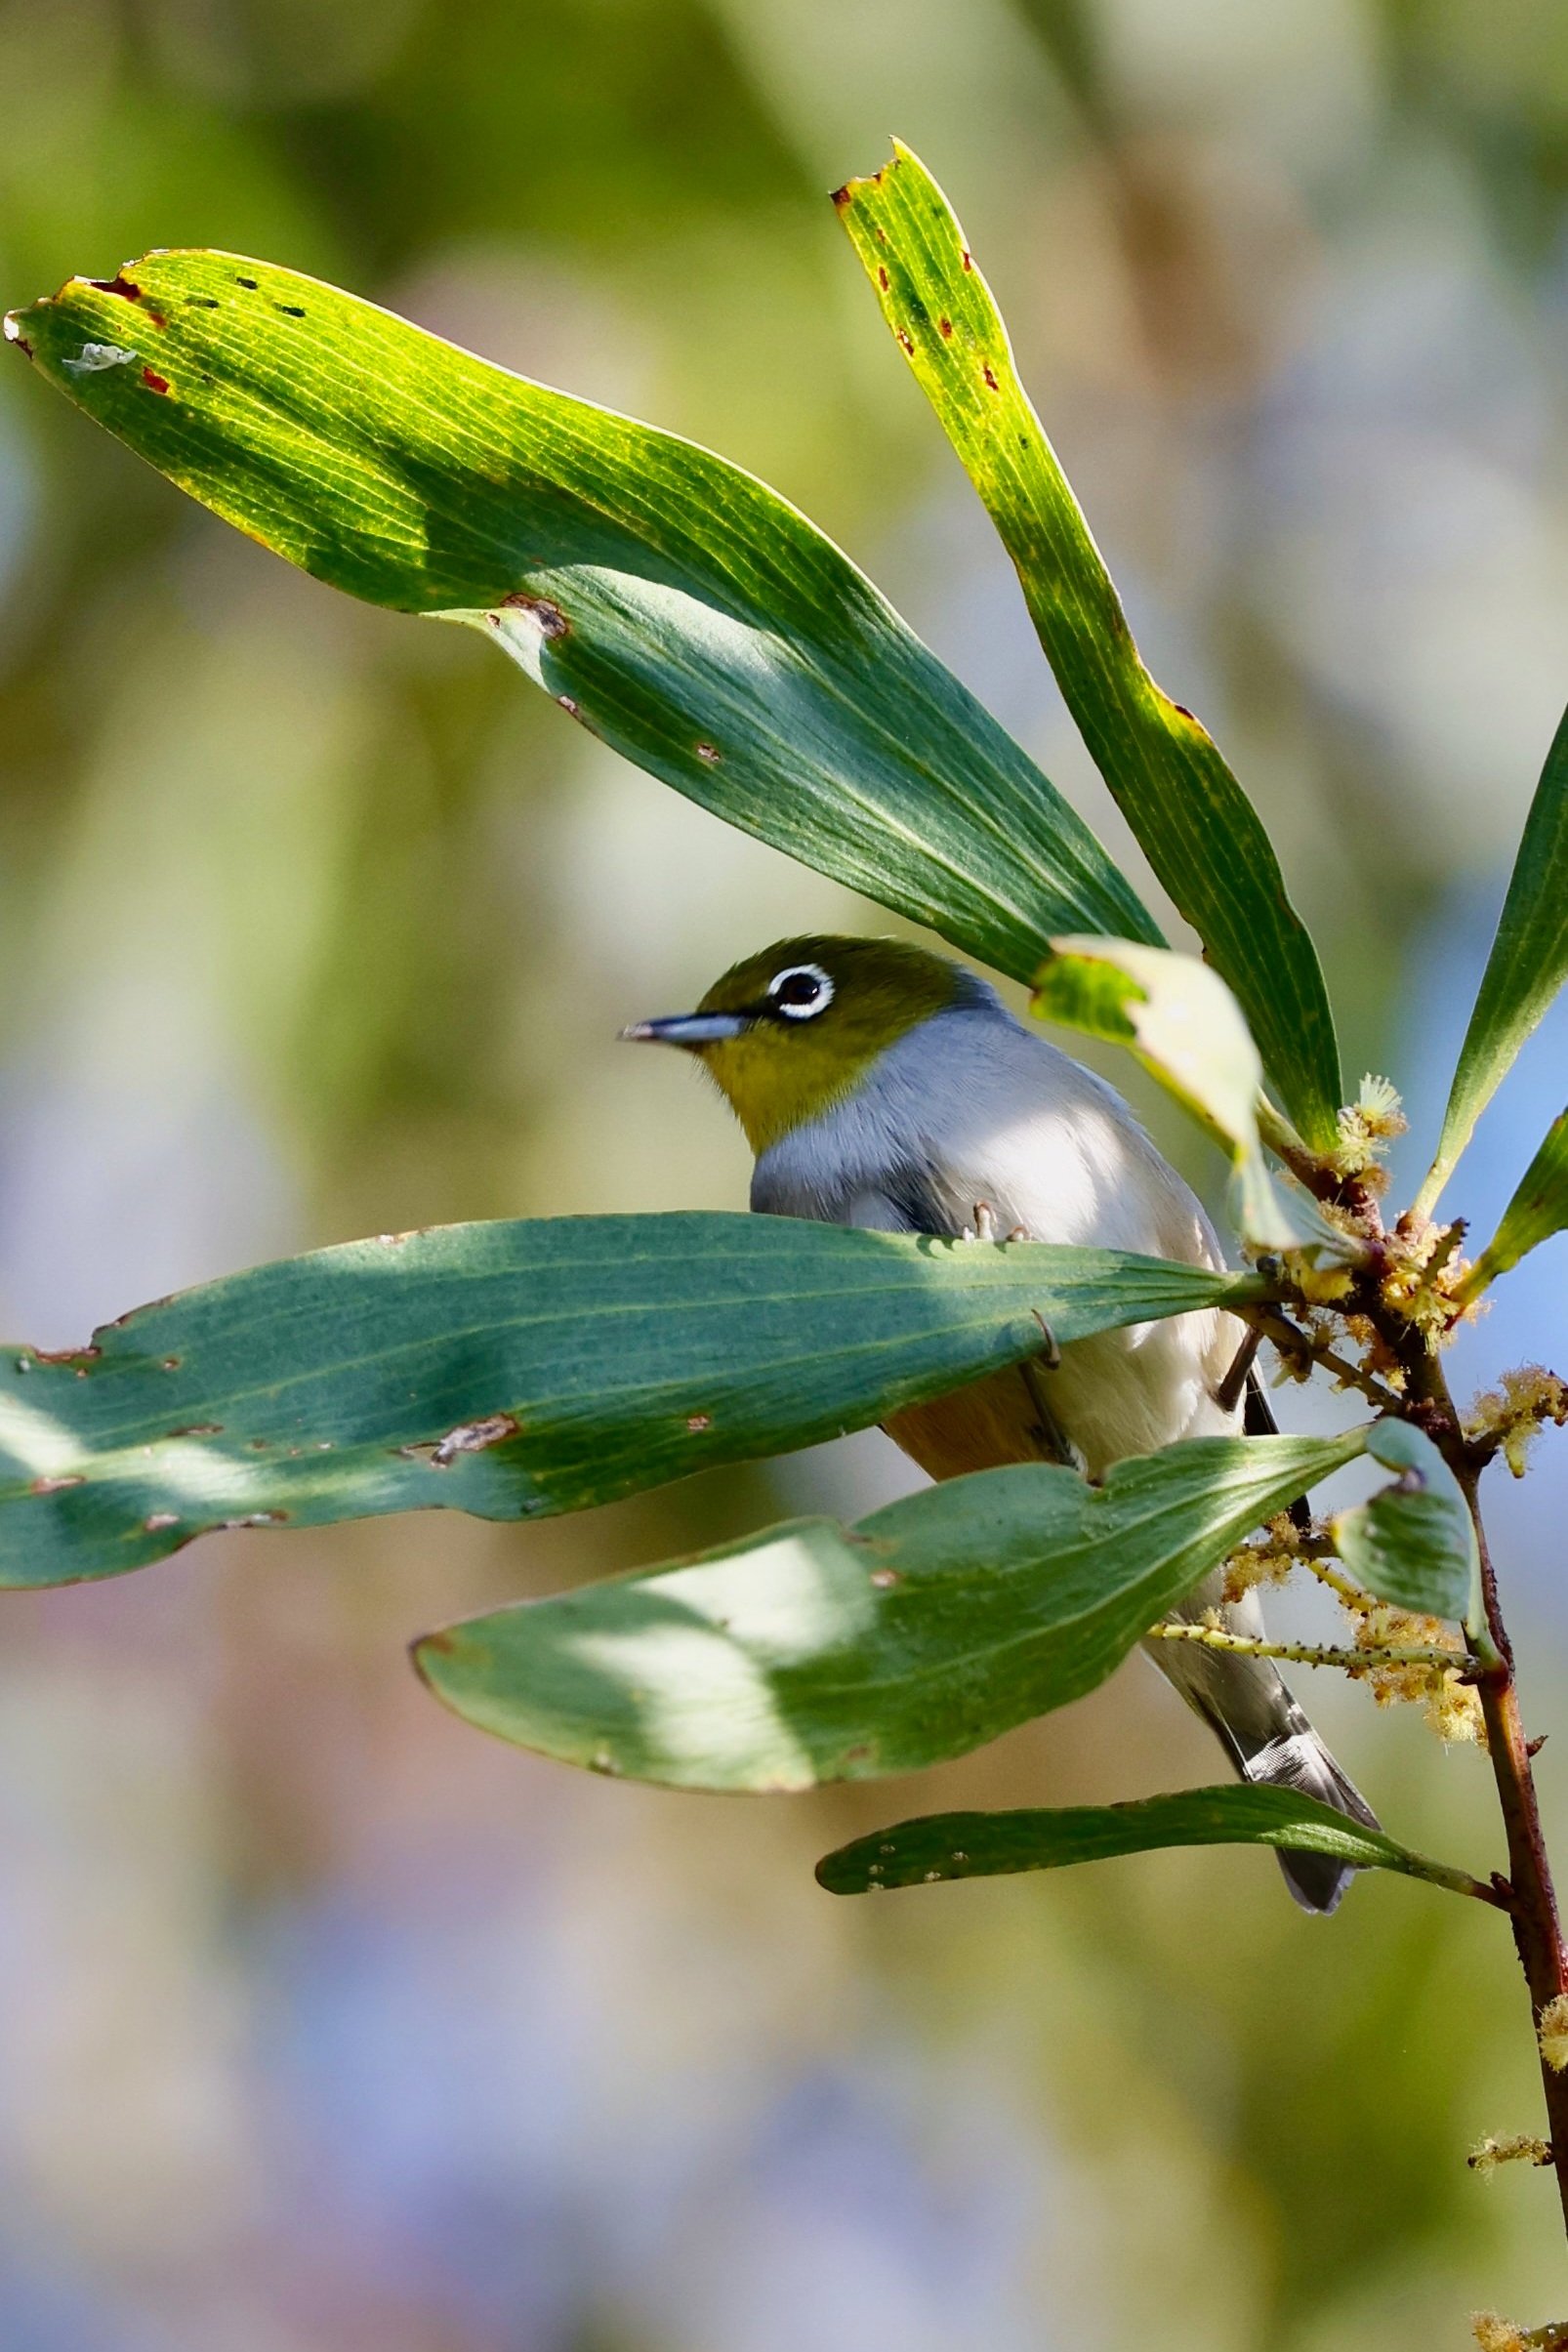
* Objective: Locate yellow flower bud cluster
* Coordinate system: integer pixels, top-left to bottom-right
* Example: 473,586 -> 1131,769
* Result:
1472,2318 -> 1568,2352
1220,1514 -> 1302,1604
1380,1215 -> 1478,1347
1472,2316 -> 1568,2351
1339,1310 -> 1407,1395
1465,1367 -> 1568,1480
1351,1603 -> 1485,1747
1335,1074 -> 1408,1188
1537,1995 -> 1568,2075
1292,1259 -> 1355,1307
1468,2133 -> 1553,2178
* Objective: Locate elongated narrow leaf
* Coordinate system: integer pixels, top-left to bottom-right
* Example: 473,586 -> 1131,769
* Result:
1033,937 -> 1301,1249
815,1786 -> 1489,1901
835,143 -> 1341,1149
1419,707 -> 1568,1215
413,1431 -> 1365,1788
1331,1421 -> 1479,1624
0,1214 -> 1262,1589
1459,1110 -> 1568,1300
5,255 -> 1156,979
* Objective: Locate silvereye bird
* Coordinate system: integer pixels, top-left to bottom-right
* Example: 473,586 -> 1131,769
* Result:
626,934 -> 1377,1914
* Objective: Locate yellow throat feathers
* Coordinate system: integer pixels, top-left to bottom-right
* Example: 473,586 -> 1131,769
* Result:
691,935 -> 974,1154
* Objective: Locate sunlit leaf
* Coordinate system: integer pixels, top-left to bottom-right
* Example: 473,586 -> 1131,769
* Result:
413,1432 -> 1365,1787
815,1785 -> 1489,1901
1331,1420 -> 1478,1624
5,251 -> 1157,981
1418,706 -> 1568,1215
1032,937 -> 1302,1249
0,1214 -> 1263,1589
1459,1110 -> 1568,1301
834,142 -> 1341,1150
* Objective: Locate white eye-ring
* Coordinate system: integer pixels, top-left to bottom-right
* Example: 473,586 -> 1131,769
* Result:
767,962 -> 834,1020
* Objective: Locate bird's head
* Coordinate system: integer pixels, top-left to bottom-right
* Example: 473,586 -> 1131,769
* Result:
622,934 -> 979,1152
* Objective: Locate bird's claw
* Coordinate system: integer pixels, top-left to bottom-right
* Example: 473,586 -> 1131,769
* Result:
1030,1308 -> 1062,1372
963,1202 -> 1032,1246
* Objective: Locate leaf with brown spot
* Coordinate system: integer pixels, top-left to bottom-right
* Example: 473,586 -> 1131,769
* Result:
816,1786 -> 1488,1901
835,142 -> 1341,1151
6,244 -> 1156,984
413,1431 -> 1366,1790
0,1213 -> 1262,1587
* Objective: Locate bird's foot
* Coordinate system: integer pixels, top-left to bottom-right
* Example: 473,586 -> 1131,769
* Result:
963,1202 -> 1032,1246
963,1200 -> 999,1243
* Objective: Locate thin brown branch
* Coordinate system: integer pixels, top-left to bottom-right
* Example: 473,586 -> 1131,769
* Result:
1239,1303 -> 1402,1415
1449,1436 -> 1568,2233
1215,1325 -> 1261,1416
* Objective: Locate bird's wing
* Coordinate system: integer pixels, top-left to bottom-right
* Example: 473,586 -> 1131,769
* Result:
843,1173 -> 958,1235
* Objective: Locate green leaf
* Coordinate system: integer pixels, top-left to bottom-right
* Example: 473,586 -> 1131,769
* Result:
0,1214 -> 1262,1589
834,142 -> 1342,1150
1459,1109 -> 1568,1300
1032,937 -> 1302,1250
1418,706 -> 1568,1216
815,1785 -> 1490,1902
413,1431 -> 1365,1788
4,253 -> 1157,980
1331,1420 -> 1479,1624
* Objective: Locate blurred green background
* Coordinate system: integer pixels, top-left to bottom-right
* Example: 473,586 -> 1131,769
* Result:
3,2 -> 1568,2345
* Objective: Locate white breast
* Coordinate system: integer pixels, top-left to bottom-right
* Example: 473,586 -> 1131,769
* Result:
753,1002 -> 1242,1470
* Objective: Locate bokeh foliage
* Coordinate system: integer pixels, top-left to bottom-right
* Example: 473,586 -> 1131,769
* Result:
4,7 -> 1568,2351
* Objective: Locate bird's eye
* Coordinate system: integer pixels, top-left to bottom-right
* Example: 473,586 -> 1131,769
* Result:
767,963 -> 834,1020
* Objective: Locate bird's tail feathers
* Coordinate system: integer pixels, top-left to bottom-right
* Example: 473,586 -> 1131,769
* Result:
1237,1701 -> 1381,1915
1146,1636 -> 1379,1915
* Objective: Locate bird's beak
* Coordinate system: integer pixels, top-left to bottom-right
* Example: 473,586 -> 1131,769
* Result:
619,1011 -> 750,1048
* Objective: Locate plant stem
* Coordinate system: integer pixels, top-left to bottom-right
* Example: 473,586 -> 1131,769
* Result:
1145,1621 -> 1458,1673
1298,1549 -> 1378,1613
1453,1452 -> 1568,2234
1318,1259 -> 1568,2239
1239,1303 -> 1403,1413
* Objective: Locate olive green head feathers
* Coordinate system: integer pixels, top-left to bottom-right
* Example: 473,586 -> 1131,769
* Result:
621,935 -> 981,1152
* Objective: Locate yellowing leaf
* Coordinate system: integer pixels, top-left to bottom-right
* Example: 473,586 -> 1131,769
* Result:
835,142 -> 1341,1149
1033,937 -> 1303,1250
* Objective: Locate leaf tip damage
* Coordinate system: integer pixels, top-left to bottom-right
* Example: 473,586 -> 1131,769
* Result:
5,256 -> 160,376
831,140 -> 911,221
500,591 -> 570,640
